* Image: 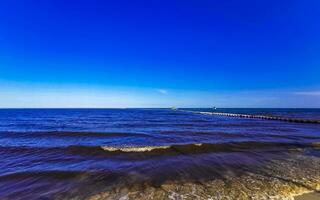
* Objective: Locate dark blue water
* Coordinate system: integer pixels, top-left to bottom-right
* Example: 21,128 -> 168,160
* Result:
0,109 -> 319,199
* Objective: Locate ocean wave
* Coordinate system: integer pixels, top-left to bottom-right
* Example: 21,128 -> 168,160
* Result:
100,145 -> 173,152
0,131 -> 150,138
66,141 -> 313,155
1,141 -> 317,157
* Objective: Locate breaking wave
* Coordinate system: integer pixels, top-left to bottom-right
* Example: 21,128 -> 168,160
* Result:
1,142 -> 319,158
66,141 -> 316,155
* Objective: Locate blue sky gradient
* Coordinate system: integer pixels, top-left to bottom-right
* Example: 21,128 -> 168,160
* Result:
0,0 -> 320,107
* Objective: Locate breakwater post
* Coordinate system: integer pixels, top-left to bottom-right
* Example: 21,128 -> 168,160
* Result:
174,109 -> 320,124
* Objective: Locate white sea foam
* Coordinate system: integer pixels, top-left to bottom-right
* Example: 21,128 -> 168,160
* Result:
101,145 -> 171,152
100,143 -> 204,152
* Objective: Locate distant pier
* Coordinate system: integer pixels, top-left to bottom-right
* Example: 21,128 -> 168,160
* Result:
175,109 -> 320,124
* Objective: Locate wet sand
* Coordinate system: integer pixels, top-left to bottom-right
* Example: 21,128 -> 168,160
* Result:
295,192 -> 320,200
88,153 -> 320,200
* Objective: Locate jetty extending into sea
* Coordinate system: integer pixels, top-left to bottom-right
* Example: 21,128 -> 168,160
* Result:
176,109 -> 320,124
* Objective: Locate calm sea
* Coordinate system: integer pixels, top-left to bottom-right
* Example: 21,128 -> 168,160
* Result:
0,108 -> 319,199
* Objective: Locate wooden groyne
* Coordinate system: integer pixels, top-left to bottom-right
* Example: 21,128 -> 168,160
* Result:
176,110 -> 320,124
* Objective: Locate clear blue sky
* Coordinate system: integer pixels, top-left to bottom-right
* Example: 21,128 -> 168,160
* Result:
0,0 -> 319,108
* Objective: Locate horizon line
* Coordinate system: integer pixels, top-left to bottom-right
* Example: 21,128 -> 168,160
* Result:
0,107 -> 319,109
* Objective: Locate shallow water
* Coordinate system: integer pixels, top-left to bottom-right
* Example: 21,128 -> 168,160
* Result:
0,108 -> 319,199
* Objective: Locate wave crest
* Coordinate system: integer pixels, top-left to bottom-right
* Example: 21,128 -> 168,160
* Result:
0,142 -> 314,156
75,142 -> 310,154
